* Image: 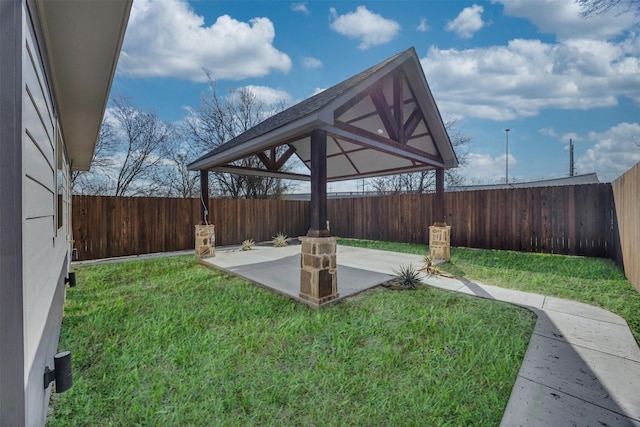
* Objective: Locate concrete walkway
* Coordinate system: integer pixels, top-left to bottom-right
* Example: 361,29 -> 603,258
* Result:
202,245 -> 640,427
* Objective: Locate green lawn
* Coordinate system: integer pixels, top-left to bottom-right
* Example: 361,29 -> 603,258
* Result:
339,238 -> 640,343
47,255 -> 535,426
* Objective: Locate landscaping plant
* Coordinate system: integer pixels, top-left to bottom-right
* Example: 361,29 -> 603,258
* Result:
421,254 -> 442,276
272,232 -> 288,247
241,239 -> 255,251
392,264 -> 422,289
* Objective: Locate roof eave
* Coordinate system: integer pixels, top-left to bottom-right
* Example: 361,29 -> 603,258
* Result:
188,114 -> 329,171
404,55 -> 459,169
34,0 -> 132,171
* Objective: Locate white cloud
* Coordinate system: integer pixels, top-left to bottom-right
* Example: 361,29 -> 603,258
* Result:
329,6 -> 400,50
420,36 -> 640,120
302,56 -> 323,69
495,0 -> 637,41
240,85 -> 293,106
459,152 -> 516,182
560,132 -> 582,143
119,0 -> 291,82
539,127 -> 557,137
576,122 -> 640,181
446,4 -> 486,39
540,127 -> 583,144
291,2 -> 310,15
417,17 -> 430,32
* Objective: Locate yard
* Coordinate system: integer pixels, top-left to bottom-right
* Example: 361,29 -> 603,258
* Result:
337,238 -> 640,343
47,253 -> 535,426
47,240 -> 639,425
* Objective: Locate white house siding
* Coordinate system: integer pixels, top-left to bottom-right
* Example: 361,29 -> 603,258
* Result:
21,4 -> 71,425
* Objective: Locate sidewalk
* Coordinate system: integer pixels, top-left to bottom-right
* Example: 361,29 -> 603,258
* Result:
426,274 -> 640,426
202,245 -> 640,426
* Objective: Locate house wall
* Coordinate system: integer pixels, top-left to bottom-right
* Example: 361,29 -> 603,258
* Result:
0,0 -> 27,425
1,2 -> 72,425
22,3 -> 72,424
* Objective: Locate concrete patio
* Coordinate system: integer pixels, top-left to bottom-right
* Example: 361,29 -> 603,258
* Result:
201,244 -> 640,427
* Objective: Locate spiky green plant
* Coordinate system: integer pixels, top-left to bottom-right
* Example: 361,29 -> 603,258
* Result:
272,232 -> 288,247
392,264 -> 422,289
421,254 -> 441,276
241,239 -> 255,251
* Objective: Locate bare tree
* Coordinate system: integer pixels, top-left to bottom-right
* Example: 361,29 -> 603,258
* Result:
576,0 -> 640,16
71,120 -> 117,194
110,96 -> 175,196
369,118 -> 471,194
163,150 -> 200,198
184,78 -> 293,199
72,96 -> 176,196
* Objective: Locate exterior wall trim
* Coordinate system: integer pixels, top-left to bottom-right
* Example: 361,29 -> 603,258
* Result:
0,0 -> 26,425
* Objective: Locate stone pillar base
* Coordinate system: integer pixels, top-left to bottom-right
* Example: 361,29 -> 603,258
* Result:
429,223 -> 451,261
299,236 -> 338,306
195,224 -> 215,259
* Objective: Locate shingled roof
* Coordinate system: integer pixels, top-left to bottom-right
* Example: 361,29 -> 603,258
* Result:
188,47 -> 458,182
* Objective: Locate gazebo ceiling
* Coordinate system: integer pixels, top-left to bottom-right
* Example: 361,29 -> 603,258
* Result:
188,47 -> 458,182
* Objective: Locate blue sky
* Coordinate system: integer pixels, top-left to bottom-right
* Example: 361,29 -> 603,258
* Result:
110,0 -> 640,190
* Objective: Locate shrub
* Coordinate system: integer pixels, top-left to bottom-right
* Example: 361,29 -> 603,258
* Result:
241,239 -> 255,251
421,254 -> 441,276
272,232 -> 288,247
392,264 -> 422,289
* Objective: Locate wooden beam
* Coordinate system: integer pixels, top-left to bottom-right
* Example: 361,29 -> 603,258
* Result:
200,170 -> 209,224
308,129 -> 330,237
403,109 -> 423,143
331,122 -> 445,166
393,71 -> 404,144
332,136 -> 361,174
256,152 -> 276,170
275,146 -> 296,170
257,146 -> 297,172
370,86 -> 399,141
211,165 -> 311,181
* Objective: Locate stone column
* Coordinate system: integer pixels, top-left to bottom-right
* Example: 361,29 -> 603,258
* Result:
299,236 -> 338,306
195,224 -> 215,259
429,223 -> 451,261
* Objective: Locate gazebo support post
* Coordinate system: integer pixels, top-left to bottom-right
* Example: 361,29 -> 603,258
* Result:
199,170 -> 209,225
429,166 -> 451,261
308,129 -> 330,237
434,167 -> 444,223
300,129 -> 338,306
195,170 -> 215,259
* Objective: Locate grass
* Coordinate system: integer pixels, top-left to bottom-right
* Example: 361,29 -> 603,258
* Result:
47,255 -> 535,426
338,238 -> 640,343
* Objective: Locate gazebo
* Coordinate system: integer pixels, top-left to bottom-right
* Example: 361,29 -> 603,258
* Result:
188,47 -> 458,306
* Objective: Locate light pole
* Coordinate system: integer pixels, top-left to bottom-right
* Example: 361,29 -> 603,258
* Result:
505,128 -> 510,184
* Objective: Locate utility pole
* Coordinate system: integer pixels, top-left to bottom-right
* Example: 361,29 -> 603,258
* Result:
505,128 -> 510,184
569,138 -> 575,177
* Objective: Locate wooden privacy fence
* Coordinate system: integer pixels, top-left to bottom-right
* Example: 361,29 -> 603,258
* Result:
72,196 -> 308,260
73,183 -> 615,261
328,183 -> 615,258
611,162 -> 640,292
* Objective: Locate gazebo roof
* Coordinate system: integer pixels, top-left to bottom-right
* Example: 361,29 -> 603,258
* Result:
188,47 -> 458,182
